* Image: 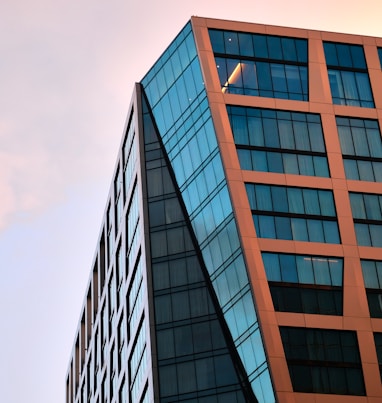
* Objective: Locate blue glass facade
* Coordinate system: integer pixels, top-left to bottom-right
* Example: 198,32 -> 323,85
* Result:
66,17 -> 382,403
141,22 -> 274,403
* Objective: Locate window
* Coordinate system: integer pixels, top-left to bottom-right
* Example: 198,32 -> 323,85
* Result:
116,243 -> 125,308
129,318 -> 147,402
118,316 -> 127,375
128,256 -> 144,334
119,377 -> 127,403
127,183 -> 141,267
324,42 -> 374,107
374,333 -> 382,380
114,167 -> 123,230
378,48 -> 382,69
210,29 -> 308,100
123,115 -> 137,201
263,253 -> 343,315
280,327 -> 365,395
227,106 -> 329,176
361,260 -> 382,317
246,184 -> 340,243
108,271 -> 116,333
336,117 -> 382,182
349,192 -> 382,247
107,203 -> 114,266
110,342 -> 117,400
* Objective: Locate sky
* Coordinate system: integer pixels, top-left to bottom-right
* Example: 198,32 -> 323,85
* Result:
0,0 -> 381,401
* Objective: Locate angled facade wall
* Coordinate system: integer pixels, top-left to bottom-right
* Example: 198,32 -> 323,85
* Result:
66,16 -> 382,403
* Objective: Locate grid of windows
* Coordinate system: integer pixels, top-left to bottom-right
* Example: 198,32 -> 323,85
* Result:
336,116 -> 382,182
227,106 -> 329,176
324,42 -> 374,107
349,192 -> 382,247
263,253 -> 343,315
280,327 -> 365,395
209,29 -> 308,100
361,260 -> 382,317
246,184 -> 340,243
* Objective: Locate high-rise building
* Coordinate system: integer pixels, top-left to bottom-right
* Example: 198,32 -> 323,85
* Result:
66,16 -> 382,403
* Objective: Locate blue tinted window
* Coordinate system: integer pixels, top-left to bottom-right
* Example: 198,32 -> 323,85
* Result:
350,192 -> 382,247
246,184 -> 340,243
210,29 -> 308,101
336,116 -> 382,182
378,48 -> 382,69
324,42 -> 374,107
228,106 -> 329,177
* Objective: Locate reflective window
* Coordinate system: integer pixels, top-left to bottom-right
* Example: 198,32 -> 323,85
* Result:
118,377 -> 127,403
117,316 -> 126,375
361,260 -> 382,317
127,183 -> 141,267
116,244 -> 125,308
107,203 -> 114,266
210,29 -> 308,100
246,184 -> 340,243
128,255 -> 144,334
378,48 -> 382,69
108,271 -> 116,333
114,167 -> 123,230
228,106 -> 329,176
349,192 -> 382,247
336,116 -> 382,182
324,42 -> 374,107
263,253 -> 343,315
129,318 -> 147,402
280,327 -> 365,395
123,115 -> 137,201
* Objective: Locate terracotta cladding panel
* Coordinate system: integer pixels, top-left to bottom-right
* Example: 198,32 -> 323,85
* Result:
365,45 -> 381,69
304,314 -> 344,330
223,93 -> 277,109
369,69 -> 382,109
321,31 -> 364,44
202,17 -> 267,35
309,62 -> 333,104
371,319 -> 382,332
333,105 -> 379,119
343,285 -> 369,318
358,331 -> 379,364
267,356 -> 293,392
363,362 -> 382,397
